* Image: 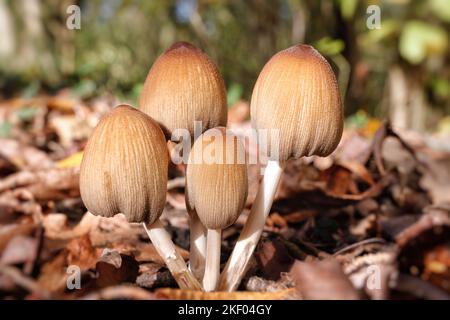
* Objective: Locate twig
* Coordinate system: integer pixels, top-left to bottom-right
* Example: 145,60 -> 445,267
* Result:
333,238 -> 387,256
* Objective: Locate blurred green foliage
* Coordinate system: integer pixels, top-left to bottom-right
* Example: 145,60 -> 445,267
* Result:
0,0 -> 449,123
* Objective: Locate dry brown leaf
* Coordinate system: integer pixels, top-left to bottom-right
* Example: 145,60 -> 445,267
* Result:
50,115 -> 92,147
0,139 -> 54,170
0,235 -> 38,265
290,259 -> 361,300
43,212 -> 99,240
255,238 -> 295,280
95,251 -> 139,288
0,223 -> 36,252
423,244 -> 450,293
37,251 -> 68,293
66,234 -> 101,270
155,288 -> 297,300
0,168 -> 80,201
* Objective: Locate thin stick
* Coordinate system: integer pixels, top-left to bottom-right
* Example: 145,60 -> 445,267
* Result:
188,211 -> 207,280
203,228 -> 221,292
143,220 -> 203,291
218,160 -> 283,291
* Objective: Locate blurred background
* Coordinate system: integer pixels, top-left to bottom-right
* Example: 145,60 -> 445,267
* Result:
0,0 -> 449,135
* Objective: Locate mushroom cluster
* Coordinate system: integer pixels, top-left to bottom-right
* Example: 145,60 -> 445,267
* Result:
79,42 -> 343,293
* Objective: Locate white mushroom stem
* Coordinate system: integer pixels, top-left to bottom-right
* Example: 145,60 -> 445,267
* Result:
218,160 -> 284,291
203,228 -> 222,292
143,219 -> 203,291
188,211 -> 207,280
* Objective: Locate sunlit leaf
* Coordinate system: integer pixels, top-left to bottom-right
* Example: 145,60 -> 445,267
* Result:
57,151 -> 84,169
73,79 -> 97,99
338,0 -> 358,20
431,77 -> 450,99
362,19 -> 400,44
227,83 -> 243,107
399,21 -> 448,64
430,0 -> 450,22
315,37 -> 345,56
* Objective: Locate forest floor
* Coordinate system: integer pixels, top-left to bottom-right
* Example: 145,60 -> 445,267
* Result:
0,91 -> 450,300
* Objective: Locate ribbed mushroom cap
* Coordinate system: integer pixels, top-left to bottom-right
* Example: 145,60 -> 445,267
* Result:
251,44 -> 344,162
186,127 -> 248,230
139,42 -> 227,138
80,105 -> 168,224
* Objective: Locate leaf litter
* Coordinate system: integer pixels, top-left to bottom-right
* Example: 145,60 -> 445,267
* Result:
0,93 -> 449,300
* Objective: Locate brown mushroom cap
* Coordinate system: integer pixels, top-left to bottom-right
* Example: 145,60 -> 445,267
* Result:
251,44 -> 344,162
186,127 -> 248,230
80,105 -> 168,224
139,42 -> 227,138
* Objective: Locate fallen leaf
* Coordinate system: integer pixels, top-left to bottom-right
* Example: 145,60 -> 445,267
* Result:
255,238 -> 295,280
95,250 -> 139,288
0,235 -> 38,265
290,259 -> 361,300
0,139 -> 53,170
56,151 -> 83,169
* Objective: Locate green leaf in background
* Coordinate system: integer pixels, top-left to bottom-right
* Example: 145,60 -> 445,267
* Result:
21,82 -> 40,99
362,19 -> 400,44
338,0 -> 358,20
16,107 -> 39,121
430,0 -> 450,23
346,110 -> 369,129
399,21 -> 448,65
227,83 -> 243,107
431,77 -> 450,99
0,122 -> 12,138
315,37 -> 345,56
130,83 -> 144,104
72,79 -> 97,99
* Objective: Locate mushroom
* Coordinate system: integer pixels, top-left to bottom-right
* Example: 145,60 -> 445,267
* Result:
139,41 -> 227,138
80,105 -> 202,290
219,44 -> 344,291
186,127 -> 248,291
139,41 -> 227,281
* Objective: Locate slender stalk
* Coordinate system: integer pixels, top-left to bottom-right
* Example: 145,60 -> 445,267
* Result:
218,160 -> 284,291
203,228 -> 221,292
188,210 -> 207,280
143,220 -> 203,291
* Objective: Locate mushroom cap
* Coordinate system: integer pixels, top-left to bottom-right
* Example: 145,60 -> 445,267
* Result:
186,127 -> 248,230
139,42 -> 227,138
80,105 -> 168,224
251,44 -> 344,162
